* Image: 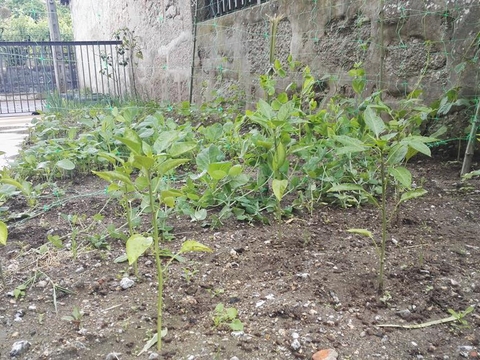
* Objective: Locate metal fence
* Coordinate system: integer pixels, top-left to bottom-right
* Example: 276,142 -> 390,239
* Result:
199,0 -> 269,22
0,40 -> 132,114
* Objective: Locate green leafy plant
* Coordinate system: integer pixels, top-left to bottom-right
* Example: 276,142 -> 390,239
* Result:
328,71 -> 436,294
212,303 -> 244,331
94,126 -> 212,351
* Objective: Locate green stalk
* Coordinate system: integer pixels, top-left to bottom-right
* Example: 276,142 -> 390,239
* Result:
126,199 -> 138,277
147,170 -> 164,351
378,152 -> 387,295
0,258 -> 5,286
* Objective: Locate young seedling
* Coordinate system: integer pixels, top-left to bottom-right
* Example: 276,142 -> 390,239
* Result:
61,306 -> 82,330
212,303 -> 244,331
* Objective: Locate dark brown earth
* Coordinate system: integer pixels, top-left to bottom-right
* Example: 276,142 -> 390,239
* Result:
0,159 -> 479,360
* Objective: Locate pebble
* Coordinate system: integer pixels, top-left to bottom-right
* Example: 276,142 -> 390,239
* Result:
396,309 -> 411,319
230,357 -> 240,360
10,340 -> 31,357
291,339 -> 301,351
119,278 -> 134,290
28,304 -> 36,311
36,280 -> 48,288
231,331 -> 244,338
312,348 -> 338,360
148,352 -> 159,359
105,352 -> 122,360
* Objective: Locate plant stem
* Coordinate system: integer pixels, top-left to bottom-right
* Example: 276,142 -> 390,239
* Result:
147,170 -> 164,351
379,153 -> 387,295
0,258 -> 5,286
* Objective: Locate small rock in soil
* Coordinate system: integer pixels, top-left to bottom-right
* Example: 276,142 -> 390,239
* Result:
10,340 -> 31,357
312,348 -> 338,360
119,277 -> 134,290
291,339 -> 301,351
396,309 -> 411,319
105,352 -> 122,360
148,352 -> 159,359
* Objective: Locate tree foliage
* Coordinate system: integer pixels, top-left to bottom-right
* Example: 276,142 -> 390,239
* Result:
0,0 -> 72,41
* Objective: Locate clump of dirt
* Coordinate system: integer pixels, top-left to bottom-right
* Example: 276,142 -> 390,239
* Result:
0,160 -> 479,360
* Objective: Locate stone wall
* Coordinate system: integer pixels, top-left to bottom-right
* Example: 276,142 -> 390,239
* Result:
69,0 -> 479,107
194,0 -> 479,106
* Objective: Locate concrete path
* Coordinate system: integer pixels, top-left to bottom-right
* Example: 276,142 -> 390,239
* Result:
0,114 -> 36,169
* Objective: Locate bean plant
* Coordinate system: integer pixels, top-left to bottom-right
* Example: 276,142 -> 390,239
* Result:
94,126 -> 212,351
328,74 -> 436,294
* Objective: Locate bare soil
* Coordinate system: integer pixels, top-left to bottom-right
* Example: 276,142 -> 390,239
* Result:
1,159 -> 479,360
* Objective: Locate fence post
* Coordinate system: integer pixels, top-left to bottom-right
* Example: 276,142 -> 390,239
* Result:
46,0 -> 67,93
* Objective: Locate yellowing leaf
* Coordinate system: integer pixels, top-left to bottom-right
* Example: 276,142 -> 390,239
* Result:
272,179 -> 288,202
126,235 -> 153,265
347,228 -> 373,238
0,221 -> 8,245
179,240 -> 213,254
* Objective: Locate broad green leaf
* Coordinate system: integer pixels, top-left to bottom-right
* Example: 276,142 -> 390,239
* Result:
168,142 -> 196,157
116,128 -> 142,154
133,155 -> 155,170
158,158 -> 190,174
229,319 -> 244,331
135,176 -> 149,190
192,209 -> 207,221
93,170 -> 133,186
126,234 -> 153,265
277,101 -> 294,123
55,159 -> 75,171
364,106 -> 386,138
387,143 -> 408,164
334,135 -> 366,147
347,228 -> 373,238
208,162 -> 232,180
400,188 -> 427,203
0,178 -> 26,193
196,145 -> 225,171
272,179 -> 288,202
228,164 -> 243,177
328,184 -> 365,192
463,169 -> 480,180
256,98 -> 274,120
336,145 -> 367,155
0,221 -> 7,245
389,167 -> 412,188
47,234 -> 63,248
404,140 -> 431,158
153,130 -> 178,154
179,240 -> 213,253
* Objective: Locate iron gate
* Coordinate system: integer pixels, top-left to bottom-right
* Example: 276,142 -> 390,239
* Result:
0,41 -> 133,114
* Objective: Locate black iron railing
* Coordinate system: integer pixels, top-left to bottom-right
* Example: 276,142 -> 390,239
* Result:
0,41 -> 133,114
199,0 -> 269,22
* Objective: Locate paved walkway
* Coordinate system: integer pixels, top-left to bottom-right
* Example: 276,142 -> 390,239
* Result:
0,114 -> 36,168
